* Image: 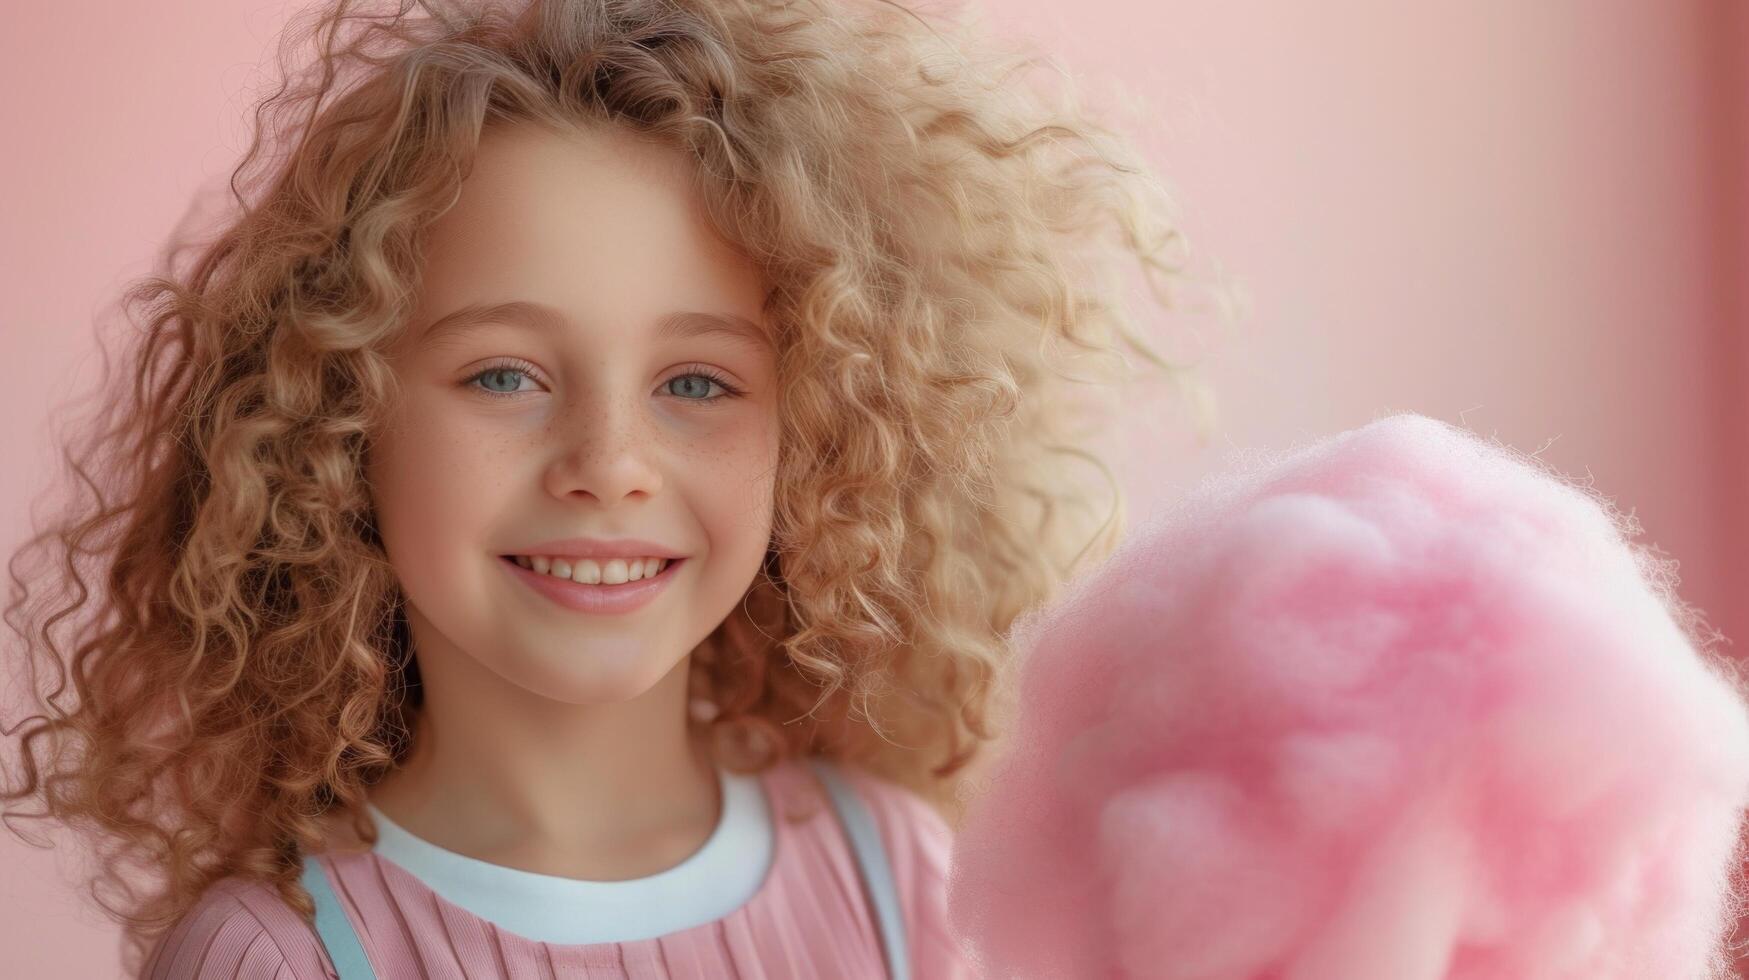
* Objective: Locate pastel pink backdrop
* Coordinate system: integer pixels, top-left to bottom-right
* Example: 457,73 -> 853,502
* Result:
1,1 -> 1743,976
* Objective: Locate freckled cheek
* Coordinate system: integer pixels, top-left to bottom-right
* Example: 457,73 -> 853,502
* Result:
720,430 -> 783,539
710,414 -> 778,479
674,416 -> 779,539
369,413 -> 512,566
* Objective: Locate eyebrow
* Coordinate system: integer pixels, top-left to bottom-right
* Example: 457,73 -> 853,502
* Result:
415,300 -> 773,354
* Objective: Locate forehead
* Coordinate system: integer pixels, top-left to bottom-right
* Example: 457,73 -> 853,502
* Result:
410,122 -> 769,345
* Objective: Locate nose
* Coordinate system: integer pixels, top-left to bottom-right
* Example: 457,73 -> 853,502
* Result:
542,391 -> 665,504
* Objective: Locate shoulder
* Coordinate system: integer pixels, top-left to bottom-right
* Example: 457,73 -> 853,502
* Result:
830,765 -> 955,872
141,874 -> 335,980
827,764 -> 978,980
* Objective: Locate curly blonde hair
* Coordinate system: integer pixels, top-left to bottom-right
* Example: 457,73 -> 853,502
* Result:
1,0 -> 1225,970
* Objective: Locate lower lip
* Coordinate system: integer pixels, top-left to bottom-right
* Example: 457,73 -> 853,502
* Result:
499,555 -> 685,615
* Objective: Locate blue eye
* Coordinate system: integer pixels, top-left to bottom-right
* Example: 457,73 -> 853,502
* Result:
466,365 -> 536,398
462,360 -> 746,403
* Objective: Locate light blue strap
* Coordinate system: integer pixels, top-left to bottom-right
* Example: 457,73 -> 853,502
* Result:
810,758 -> 911,980
299,855 -> 378,980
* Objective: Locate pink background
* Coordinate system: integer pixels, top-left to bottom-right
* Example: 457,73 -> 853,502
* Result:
2,1 -> 1744,974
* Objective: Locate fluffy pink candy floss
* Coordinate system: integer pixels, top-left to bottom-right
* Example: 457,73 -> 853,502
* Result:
947,413 -> 1749,980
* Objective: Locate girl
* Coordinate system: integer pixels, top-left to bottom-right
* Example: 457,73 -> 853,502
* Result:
1,0 -> 1220,976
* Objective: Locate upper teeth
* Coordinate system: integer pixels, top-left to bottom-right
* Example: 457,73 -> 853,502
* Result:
513,555 -> 669,585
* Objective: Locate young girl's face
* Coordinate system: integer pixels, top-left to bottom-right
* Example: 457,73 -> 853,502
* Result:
367,121 -> 778,706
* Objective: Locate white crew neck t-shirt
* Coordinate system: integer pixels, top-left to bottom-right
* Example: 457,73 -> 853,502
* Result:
360,765 -> 774,944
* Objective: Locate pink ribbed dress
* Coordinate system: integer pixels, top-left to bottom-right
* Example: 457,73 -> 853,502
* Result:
141,757 -> 973,979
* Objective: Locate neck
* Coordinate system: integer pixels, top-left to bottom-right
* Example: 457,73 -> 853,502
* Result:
361,638 -> 722,878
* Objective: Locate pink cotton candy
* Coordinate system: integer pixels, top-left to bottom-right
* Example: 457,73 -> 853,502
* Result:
947,413 -> 1749,980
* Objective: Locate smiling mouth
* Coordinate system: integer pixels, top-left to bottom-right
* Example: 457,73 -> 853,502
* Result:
498,554 -> 684,587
